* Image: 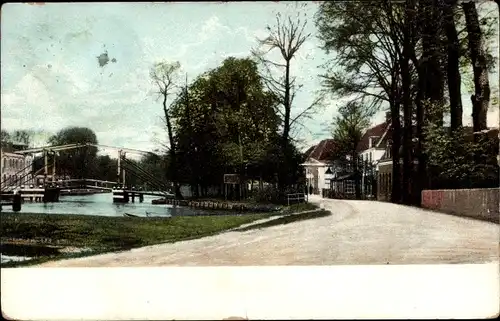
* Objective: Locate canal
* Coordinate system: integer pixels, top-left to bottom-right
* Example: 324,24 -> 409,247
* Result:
1,192 -> 216,264
0,192 -> 207,217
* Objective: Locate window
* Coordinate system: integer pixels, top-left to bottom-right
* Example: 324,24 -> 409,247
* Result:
2,158 -> 5,169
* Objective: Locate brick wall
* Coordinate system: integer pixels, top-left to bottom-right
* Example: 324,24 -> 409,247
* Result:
421,188 -> 499,223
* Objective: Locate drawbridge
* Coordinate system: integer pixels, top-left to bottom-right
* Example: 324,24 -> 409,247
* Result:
1,143 -> 174,204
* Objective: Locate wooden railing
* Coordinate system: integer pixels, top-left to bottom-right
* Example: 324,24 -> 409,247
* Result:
286,193 -> 307,206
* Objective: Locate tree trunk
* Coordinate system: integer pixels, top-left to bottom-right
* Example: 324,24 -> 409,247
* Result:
422,0 -> 445,126
163,97 -> 183,200
401,44 -> 412,205
390,100 -> 402,204
441,0 -> 463,131
463,1 -> 490,133
279,60 -> 292,194
353,151 -> 361,199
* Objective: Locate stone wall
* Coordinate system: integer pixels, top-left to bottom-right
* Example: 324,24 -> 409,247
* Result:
421,188 -> 499,223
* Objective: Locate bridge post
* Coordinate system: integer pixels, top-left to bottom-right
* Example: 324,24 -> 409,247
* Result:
117,150 -> 121,185
52,151 -> 56,184
43,149 -> 48,186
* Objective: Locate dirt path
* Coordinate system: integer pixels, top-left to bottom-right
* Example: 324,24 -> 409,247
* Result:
38,197 -> 499,267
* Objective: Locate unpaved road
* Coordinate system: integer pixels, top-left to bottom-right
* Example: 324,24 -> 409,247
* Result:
38,196 -> 499,267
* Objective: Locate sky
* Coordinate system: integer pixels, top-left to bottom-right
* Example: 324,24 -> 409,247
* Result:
1,2 -> 499,158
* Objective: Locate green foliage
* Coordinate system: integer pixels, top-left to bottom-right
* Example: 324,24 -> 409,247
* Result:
424,123 -> 499,188
331,101 -> 373,157
43,127 -> 99,179
315,1 -> 404,109
170,56 -> 295,195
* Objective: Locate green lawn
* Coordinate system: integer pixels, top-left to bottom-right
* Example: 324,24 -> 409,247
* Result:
0,203 -> 318,267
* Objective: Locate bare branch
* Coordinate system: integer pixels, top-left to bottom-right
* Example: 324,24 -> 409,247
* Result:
289,95 -> 324,128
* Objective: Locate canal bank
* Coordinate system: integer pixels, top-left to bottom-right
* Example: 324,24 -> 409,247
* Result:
1,203 -> 319,267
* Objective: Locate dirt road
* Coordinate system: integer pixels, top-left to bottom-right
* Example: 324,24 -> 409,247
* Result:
38,197 -> 499,267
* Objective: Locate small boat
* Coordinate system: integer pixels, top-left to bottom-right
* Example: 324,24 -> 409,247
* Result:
123,213 -> 140,218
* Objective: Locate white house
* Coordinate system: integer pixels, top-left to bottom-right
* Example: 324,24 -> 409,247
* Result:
1,152 -> 34,188
355,116 -> 392,198
301,139 -> 341,195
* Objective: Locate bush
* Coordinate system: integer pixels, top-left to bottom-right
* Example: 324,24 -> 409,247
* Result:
251,185 -> 307,204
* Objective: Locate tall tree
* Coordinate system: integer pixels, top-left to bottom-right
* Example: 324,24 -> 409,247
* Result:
441,0 -> 463,131
315,1 -> 406,203
171,57 -> 282,198
252,3 -> 322,192
462,1 -> 491,133
331,101 -> 373,199
150,61 -> 183,199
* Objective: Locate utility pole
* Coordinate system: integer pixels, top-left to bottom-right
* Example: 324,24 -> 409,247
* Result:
117,150 -> 121,186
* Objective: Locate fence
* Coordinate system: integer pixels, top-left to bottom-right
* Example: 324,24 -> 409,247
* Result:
421,188 -> 499,223
286,193 -> 307,206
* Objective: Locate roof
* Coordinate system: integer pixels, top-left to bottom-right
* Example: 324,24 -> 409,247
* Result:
303,145 -> 316,158
356,121 -> 391,153
306,139 -> 339,162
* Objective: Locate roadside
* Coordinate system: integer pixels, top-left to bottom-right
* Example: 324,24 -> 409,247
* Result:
35,196 -> 498,267
1,202 -> 320,267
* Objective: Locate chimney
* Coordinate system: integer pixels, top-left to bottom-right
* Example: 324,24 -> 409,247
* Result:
385,111 -> 391,123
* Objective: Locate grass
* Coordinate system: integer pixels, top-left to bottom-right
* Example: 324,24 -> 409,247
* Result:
0,203 -> 317,267
235,209 -> 331,232
0,212 -> 270,267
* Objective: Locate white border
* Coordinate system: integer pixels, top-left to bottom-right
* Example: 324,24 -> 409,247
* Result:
2,264 -> 499,320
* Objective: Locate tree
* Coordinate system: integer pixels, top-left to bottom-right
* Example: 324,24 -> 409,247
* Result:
440,0 -> 463,131
48,126 -> 98,179
425,123 -> 499,189
150,60 -> 183,199
252,3 -> 322,192
315,1 -> 406,203
171,57 -> 282,198
331,101 -> 373,199
462,1 -> 491,133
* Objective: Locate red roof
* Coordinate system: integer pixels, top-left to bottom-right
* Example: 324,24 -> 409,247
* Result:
306,139 -> 339,162
356,121 -> 391,152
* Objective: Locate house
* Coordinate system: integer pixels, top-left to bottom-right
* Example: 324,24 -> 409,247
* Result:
356,116 -> 392,198
1,152 -> 35,188
301,139 -> 340,195
330,114 -> 392,198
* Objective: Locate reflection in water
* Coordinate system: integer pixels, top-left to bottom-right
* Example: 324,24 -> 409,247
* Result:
1,192 -> 206,217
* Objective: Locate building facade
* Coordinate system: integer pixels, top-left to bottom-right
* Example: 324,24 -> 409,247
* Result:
301,139 -> 340,195
1,152 -> 35,187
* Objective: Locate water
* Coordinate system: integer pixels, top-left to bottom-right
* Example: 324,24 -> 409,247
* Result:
1,192 -> 207,217
1,254 -> 32,264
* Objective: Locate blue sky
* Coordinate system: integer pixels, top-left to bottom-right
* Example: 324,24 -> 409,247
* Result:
1,2 -> 498,157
